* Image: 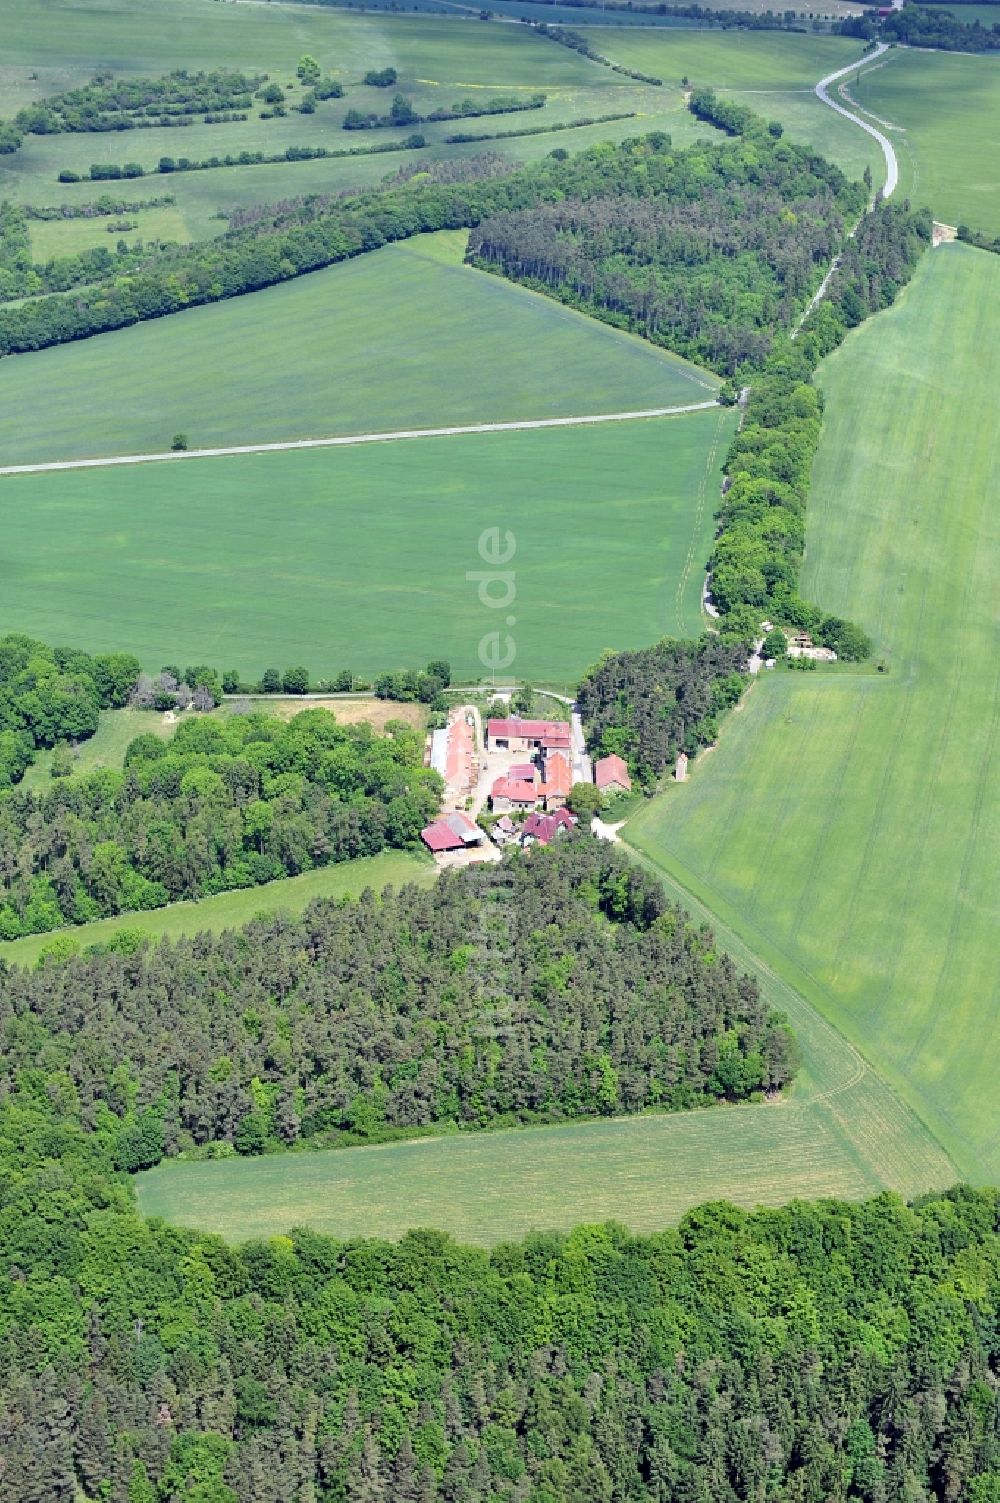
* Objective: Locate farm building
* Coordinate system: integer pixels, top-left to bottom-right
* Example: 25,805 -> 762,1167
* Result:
487,716 -> 571,755
421,810 -> 483,853
675,753 -> 689,783
490,777 -> 538,813
431,714 -> 475,792
539,749 -> 572,809
595,754 -> 632,794
522,808 -> 577,847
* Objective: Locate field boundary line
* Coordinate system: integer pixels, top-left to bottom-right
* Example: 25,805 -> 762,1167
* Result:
0,402 -> 720,478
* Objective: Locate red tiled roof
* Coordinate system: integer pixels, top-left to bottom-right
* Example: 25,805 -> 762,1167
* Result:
421,820 -> 465,852
522,808 -> 577,845
491,777 -> 538,804
509,761 -> 537,781
595,754 -> 632,791
488,717 -> 570,747
543,750 -> 572,796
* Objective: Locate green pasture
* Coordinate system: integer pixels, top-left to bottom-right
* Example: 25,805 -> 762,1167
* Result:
0,232 -> 718,465
852,47 -> 1000,236
18,707 -> 170,790
0,407 -> 734,683
135,845 -> 952,1246
627,244 -> 1000,1184
0,850 -> 434,969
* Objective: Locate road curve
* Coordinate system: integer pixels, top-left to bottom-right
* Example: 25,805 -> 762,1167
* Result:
0,401 -> 720,478
815,43 -> 898,199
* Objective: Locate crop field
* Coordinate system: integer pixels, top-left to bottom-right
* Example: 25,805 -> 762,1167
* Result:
135,847 -> 953,1246
0,407 -> 733,684
2,0 -> 716,241
851,47 -> 1000,236
0,849 -> 435,970
0,232 -> 718,466
627,244 -> 1000,1184
591,28 -> 883,184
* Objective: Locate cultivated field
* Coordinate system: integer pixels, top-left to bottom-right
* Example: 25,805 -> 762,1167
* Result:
0,849 -> 434,969
627,245 -> 1000,1184
135,848 -> 953,1246
0,407 -> 734,684
2,1 -> 713,241
591,28 -> 884,184
851,47 -> 1000,236
0,232 -> 718,466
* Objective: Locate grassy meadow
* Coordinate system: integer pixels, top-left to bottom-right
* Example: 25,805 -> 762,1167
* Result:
0,232 -> 718,465
851,47 -> 1000,236
626,244 -> 1000,1184
0,407 -> 734,684
0,849 -> 435,969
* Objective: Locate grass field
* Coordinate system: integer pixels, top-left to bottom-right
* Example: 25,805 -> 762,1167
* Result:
2,1 -> 715,240
0,406 -> 734,684
851,47 -> 1000,236
626,244 -> 1000,1184
0,849 -> 435,969
134,846 -> 953,1246
0,232 -> 718,465
591,28 -> 884,185
18,707 -> 171,790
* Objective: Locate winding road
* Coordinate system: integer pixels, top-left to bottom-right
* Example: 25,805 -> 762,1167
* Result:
815,43 -> 899,199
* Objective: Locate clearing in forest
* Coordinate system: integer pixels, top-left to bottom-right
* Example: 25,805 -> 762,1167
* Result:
626,244 -> 1000,1186
0,232 -> 717,467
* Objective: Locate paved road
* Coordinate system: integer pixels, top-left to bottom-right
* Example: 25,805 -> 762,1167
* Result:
815,44 -> 899,199
0,401 -> 720,478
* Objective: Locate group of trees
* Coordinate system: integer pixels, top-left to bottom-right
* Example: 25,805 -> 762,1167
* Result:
468,125 -> 861,372
0,634 -> 139,791
4,1065 -> 1000,1503
0,839 -> 798,1162
880,5 -> 1000,51
0,709 -> 441,939
577,638 -> 749,785
344,92 -> 545,131
0,198 -> 157,300
5,69 -> 264,151
709,196 -> 931,641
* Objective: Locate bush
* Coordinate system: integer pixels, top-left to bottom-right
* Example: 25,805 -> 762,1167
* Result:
281,666 -> 310,695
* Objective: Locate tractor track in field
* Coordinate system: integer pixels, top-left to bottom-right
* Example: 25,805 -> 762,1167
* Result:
0,402 -> 720,478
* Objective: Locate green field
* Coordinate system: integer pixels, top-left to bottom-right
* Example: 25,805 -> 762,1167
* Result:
0,232 -> 718,465
852,47 -> 1000,236
135,848 -> 953,1246
591,28 -> 884,184
0,849 -> 434,969
18,707 -> 171,790
2,1 -> 716,241
627,244 -> 1000,1184
0,407 -> 733,683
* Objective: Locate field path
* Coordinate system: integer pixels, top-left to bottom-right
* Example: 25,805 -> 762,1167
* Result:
0,402 -> 719,478
815,44 -> 899,198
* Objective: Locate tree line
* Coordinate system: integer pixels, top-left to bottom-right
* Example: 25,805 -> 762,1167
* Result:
708,193 -> 932,641
0,838 -> 797,1165
0,708 -> 441,940
343,92 -> 545,131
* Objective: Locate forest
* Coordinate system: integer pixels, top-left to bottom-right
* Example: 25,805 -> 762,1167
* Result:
0,128 -> 863,358
577,638 -> 749,785
0,710 -> 441,939
466,129 -> 863,373
4,1068 -> 1000,1503
881,5 -> 1000,51
0,839 -> 797,1164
